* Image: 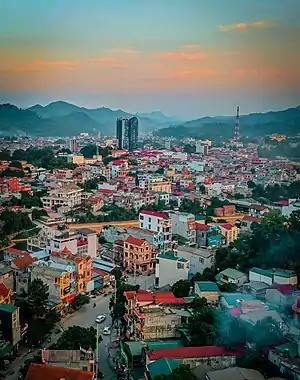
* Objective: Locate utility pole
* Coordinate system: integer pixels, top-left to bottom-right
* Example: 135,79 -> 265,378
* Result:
134,263 -> 136,284
95,322 -> 100,378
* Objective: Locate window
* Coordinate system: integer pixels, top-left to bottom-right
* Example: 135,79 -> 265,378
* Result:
177,263 -> 184,269
141,223 -> 144,228
140,215 -> 144,220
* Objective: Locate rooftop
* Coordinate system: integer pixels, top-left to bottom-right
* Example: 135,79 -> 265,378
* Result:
125,235 -> 146,247
218,268 -> 246,280
147,345 -> 242,361
195,281 -> 219,292
0,304 -> 18,313
140,210 -> 168,219
25,363 -> 94,380
177,246 -> 215,258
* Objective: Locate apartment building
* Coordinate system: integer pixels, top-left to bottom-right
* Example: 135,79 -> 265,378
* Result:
155,252 -> 189,288
48,225 -> 98,258
139,210 -> 172,251
0,304 -> 21,349
139,174 -> 172,194
31,262 -> 75,309
41,184 -> 83,212
51,248 -> 94,294
176,246 -> 215,275
123,236 -> 157,276
219,224 -> 240,246
169,211 -> 196,246
196,224 -> 224,248
128,306 -> 191,341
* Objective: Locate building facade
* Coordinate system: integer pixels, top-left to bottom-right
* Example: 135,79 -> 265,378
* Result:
155,252 -> 189,288
116,117 -> 139,151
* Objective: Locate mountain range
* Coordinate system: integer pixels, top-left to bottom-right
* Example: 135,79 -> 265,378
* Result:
0,101 -> 299,138
156,106 -> 300,141
0,101 -> 179,137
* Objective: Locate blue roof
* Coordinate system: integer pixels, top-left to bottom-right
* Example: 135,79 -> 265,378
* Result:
147,358 -> 180,379
221,292 -> 255,307
31,250 -> 50,260
93,258 -> 115,268
195,215 -> 206,220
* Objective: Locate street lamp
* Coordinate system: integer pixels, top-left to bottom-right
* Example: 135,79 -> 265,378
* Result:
95,320 -> 102,379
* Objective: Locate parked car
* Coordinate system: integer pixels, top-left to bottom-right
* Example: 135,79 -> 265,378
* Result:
95,315 -> 106,323
103,326 -> 111,335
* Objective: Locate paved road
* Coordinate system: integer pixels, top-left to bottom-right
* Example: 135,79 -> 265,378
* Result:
6,294 -> 114,380
69,220 -> 139,234
6,275 -> 154,380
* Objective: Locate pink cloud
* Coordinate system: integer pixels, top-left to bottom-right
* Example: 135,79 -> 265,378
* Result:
87,57 -> 124,67
173,68 -> 216,78
35,60 -> 77,67
218,21 -> 274,32
162,51 -> 207,61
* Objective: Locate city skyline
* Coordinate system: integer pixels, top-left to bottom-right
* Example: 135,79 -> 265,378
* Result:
1,0 -> 300,118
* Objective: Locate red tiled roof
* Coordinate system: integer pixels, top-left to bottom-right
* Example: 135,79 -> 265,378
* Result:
125,235 -> 146,246
137,291 -> 185,304
13,256 -> 37,269
242,215 -> 261,222
25,363 -> 94,380
0,283 -> 11,298
93,268 -> 109,277
274,200 -> 289,206
195,224 -> 210,231
6,247 -> 30,256
220,223 -> 235,230
97,188 -> 115,194
271,284 -> 297,295
114,239 -> 124,246
147,346 -> 242,361
140,210 -> 168,218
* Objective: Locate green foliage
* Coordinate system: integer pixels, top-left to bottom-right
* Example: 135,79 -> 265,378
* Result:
171,279 -> 192,298
154,364 -> 196,380
179,199 -> 204,215
80,144 -> 112,158
55,326 -> 97,350
183,144 -> 196,154
251,181 -> 300,202
19,354 -> 43,380
0,167 -> 25,177
191,268 -> 216,283
188,298 -> 218,346
1,210 -> 34,234
32,208 -> 48,220
72,294 -> 90,310
215,209 -> 300,275
109,276 -> 139,321
83,178 -> 99,191
101,204 -> 137,221
27,279 -> 49,317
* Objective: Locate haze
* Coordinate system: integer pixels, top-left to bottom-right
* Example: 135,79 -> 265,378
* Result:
0,0 -> 300,118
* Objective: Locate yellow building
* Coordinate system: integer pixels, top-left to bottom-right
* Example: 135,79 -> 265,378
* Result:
219,223 -> 240,246
0,284 -> 13,305
149,178 -> 172,193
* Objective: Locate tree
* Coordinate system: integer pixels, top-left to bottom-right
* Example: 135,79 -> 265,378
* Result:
27,279 -> 49,317
72,294 -> 90,310
109,277 -> 139,321
154,364 -> 196,380
19,354 -> 43,379
171,279 -> 192,298
32,208 -> 48,220
55,326 -> 97,350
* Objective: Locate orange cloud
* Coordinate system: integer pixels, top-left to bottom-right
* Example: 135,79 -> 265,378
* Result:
162,51 -> 207,61
235,69 -> 258,77
218,21 -> 274,32
87,57 -> 124,68
183,44 -> 202,50
173,68 -> 216,79
35,60 -> 77,67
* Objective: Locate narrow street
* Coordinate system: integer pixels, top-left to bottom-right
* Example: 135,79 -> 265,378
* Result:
6,274 -> 154,380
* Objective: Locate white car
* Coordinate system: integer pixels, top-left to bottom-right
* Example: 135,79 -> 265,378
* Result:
103,326 -> 111,335
95,315 -> 106,323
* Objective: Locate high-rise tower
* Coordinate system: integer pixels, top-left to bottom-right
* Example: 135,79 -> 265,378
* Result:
116,117 -> 139,151
234,106 -> 240,142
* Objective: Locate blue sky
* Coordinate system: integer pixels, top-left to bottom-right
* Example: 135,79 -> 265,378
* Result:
0,0 -> 299,117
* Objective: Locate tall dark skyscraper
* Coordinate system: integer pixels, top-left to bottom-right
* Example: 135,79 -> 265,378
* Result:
116,116 -> 139,151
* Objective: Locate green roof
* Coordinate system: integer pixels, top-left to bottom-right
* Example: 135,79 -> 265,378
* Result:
195,281 -> 219,292
275,342 -> 298,358
218,268 -> 246,280
0,304 -> 18,313
148,358 -> 180,379
273,270 -> 296,278
124,341 -> 145,357
250,267 -> 273,278
146,340 -> 183,351
0,342 -> 13,358
157,252 -> 188,262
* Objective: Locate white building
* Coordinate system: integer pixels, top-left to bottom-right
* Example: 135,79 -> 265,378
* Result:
155,252 -> 189,288
196,141 -> 209,155
169,211 -> 196,245
176,246 -> 215,275
139,210 -> 172,250
68,137 -> 78,152
41,184 -> 83,212
48,225 -> 98,258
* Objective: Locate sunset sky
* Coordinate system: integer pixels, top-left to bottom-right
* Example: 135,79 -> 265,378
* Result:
0,0 -> 299,118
